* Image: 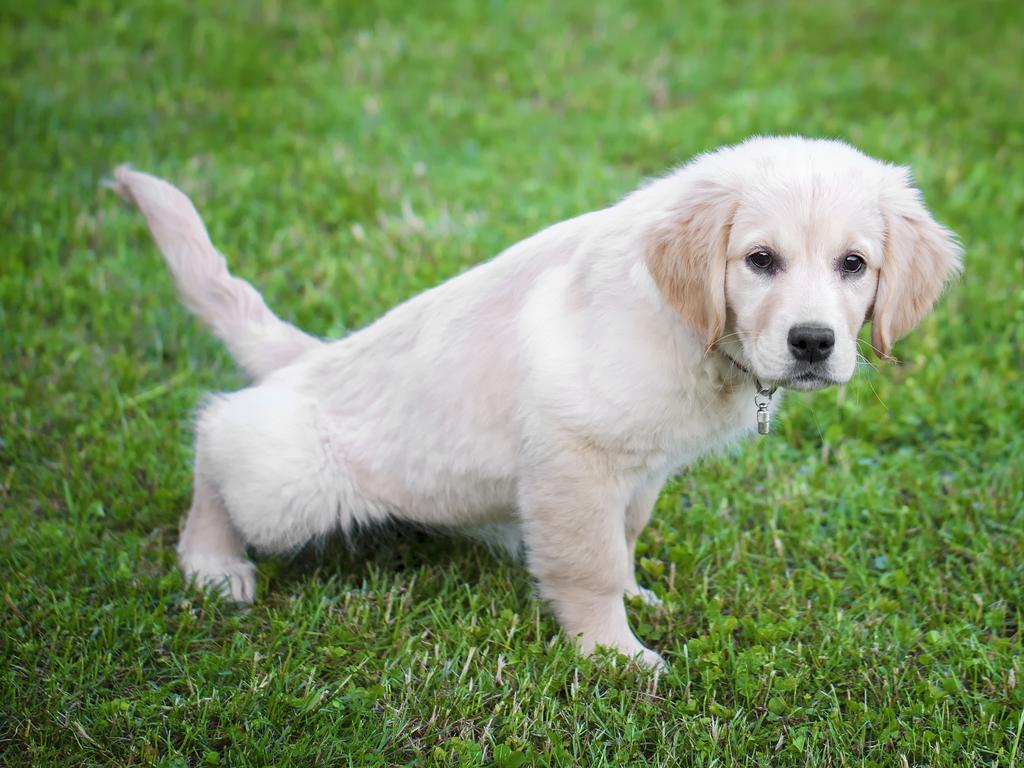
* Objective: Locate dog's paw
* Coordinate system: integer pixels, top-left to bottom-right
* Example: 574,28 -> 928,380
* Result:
580,632 -> 667,671
601,641 -> 667,671
179,552 -> 256,604
635,646 -> 668,670
625,583 -> 663,607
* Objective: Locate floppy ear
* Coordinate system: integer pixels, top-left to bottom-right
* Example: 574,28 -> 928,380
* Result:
645,178 -> 737,350
872,168 -> 963,359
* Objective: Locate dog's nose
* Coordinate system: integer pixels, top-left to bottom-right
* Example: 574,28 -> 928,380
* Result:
788,325 -> 835,363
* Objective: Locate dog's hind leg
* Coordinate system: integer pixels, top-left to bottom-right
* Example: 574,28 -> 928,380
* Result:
177,460 -> 256,603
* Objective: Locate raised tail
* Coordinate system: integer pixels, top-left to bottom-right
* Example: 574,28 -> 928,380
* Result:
109,165 -> 322,380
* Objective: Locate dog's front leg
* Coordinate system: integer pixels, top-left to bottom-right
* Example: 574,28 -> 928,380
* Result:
623,480 -> 664,607
519,461 -> 666,669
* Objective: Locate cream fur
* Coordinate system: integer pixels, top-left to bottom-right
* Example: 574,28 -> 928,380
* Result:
111,136 -> 961,668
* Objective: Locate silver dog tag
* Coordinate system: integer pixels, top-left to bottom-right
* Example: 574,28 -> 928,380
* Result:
754,382 -> 776,436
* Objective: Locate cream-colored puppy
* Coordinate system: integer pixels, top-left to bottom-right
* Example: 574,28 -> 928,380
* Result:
112,136 -> 960,668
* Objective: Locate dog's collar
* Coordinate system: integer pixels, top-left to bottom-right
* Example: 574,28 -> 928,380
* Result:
719,349 -> 754,379
718,350 -> 777,436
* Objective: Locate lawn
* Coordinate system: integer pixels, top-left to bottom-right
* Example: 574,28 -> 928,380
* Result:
1,1 -> 1022,765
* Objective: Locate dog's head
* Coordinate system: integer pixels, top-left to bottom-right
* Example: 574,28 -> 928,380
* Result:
645,136 -> 962,390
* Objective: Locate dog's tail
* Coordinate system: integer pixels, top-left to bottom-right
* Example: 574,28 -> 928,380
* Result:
109,166 -> 322,380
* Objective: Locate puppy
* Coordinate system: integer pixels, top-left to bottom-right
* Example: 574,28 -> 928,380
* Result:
112,136 -> 961,667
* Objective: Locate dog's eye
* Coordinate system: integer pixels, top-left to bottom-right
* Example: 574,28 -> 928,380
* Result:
747,250 -> 774,271
841,254 -> 866,274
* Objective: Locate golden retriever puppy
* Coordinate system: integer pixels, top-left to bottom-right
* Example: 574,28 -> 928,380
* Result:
112,136 -> 960,667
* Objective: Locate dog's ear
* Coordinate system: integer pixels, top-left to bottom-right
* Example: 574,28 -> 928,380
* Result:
871,168 -> 962,359
645,178 -> 736,350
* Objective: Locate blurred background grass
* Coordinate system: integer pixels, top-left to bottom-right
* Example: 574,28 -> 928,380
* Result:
2,1 -> 1022,765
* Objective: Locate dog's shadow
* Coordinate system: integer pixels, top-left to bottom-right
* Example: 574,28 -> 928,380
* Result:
263,521 -> 531,601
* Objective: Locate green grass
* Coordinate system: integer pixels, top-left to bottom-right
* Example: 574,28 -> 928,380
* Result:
2,1 -> 1022,765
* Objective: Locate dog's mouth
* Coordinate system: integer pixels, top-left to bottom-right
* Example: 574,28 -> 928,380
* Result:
723,348 -> 842,392
782,369 -> 837,391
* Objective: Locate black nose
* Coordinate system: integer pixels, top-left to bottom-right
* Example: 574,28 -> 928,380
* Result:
788,325 -> 835,363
